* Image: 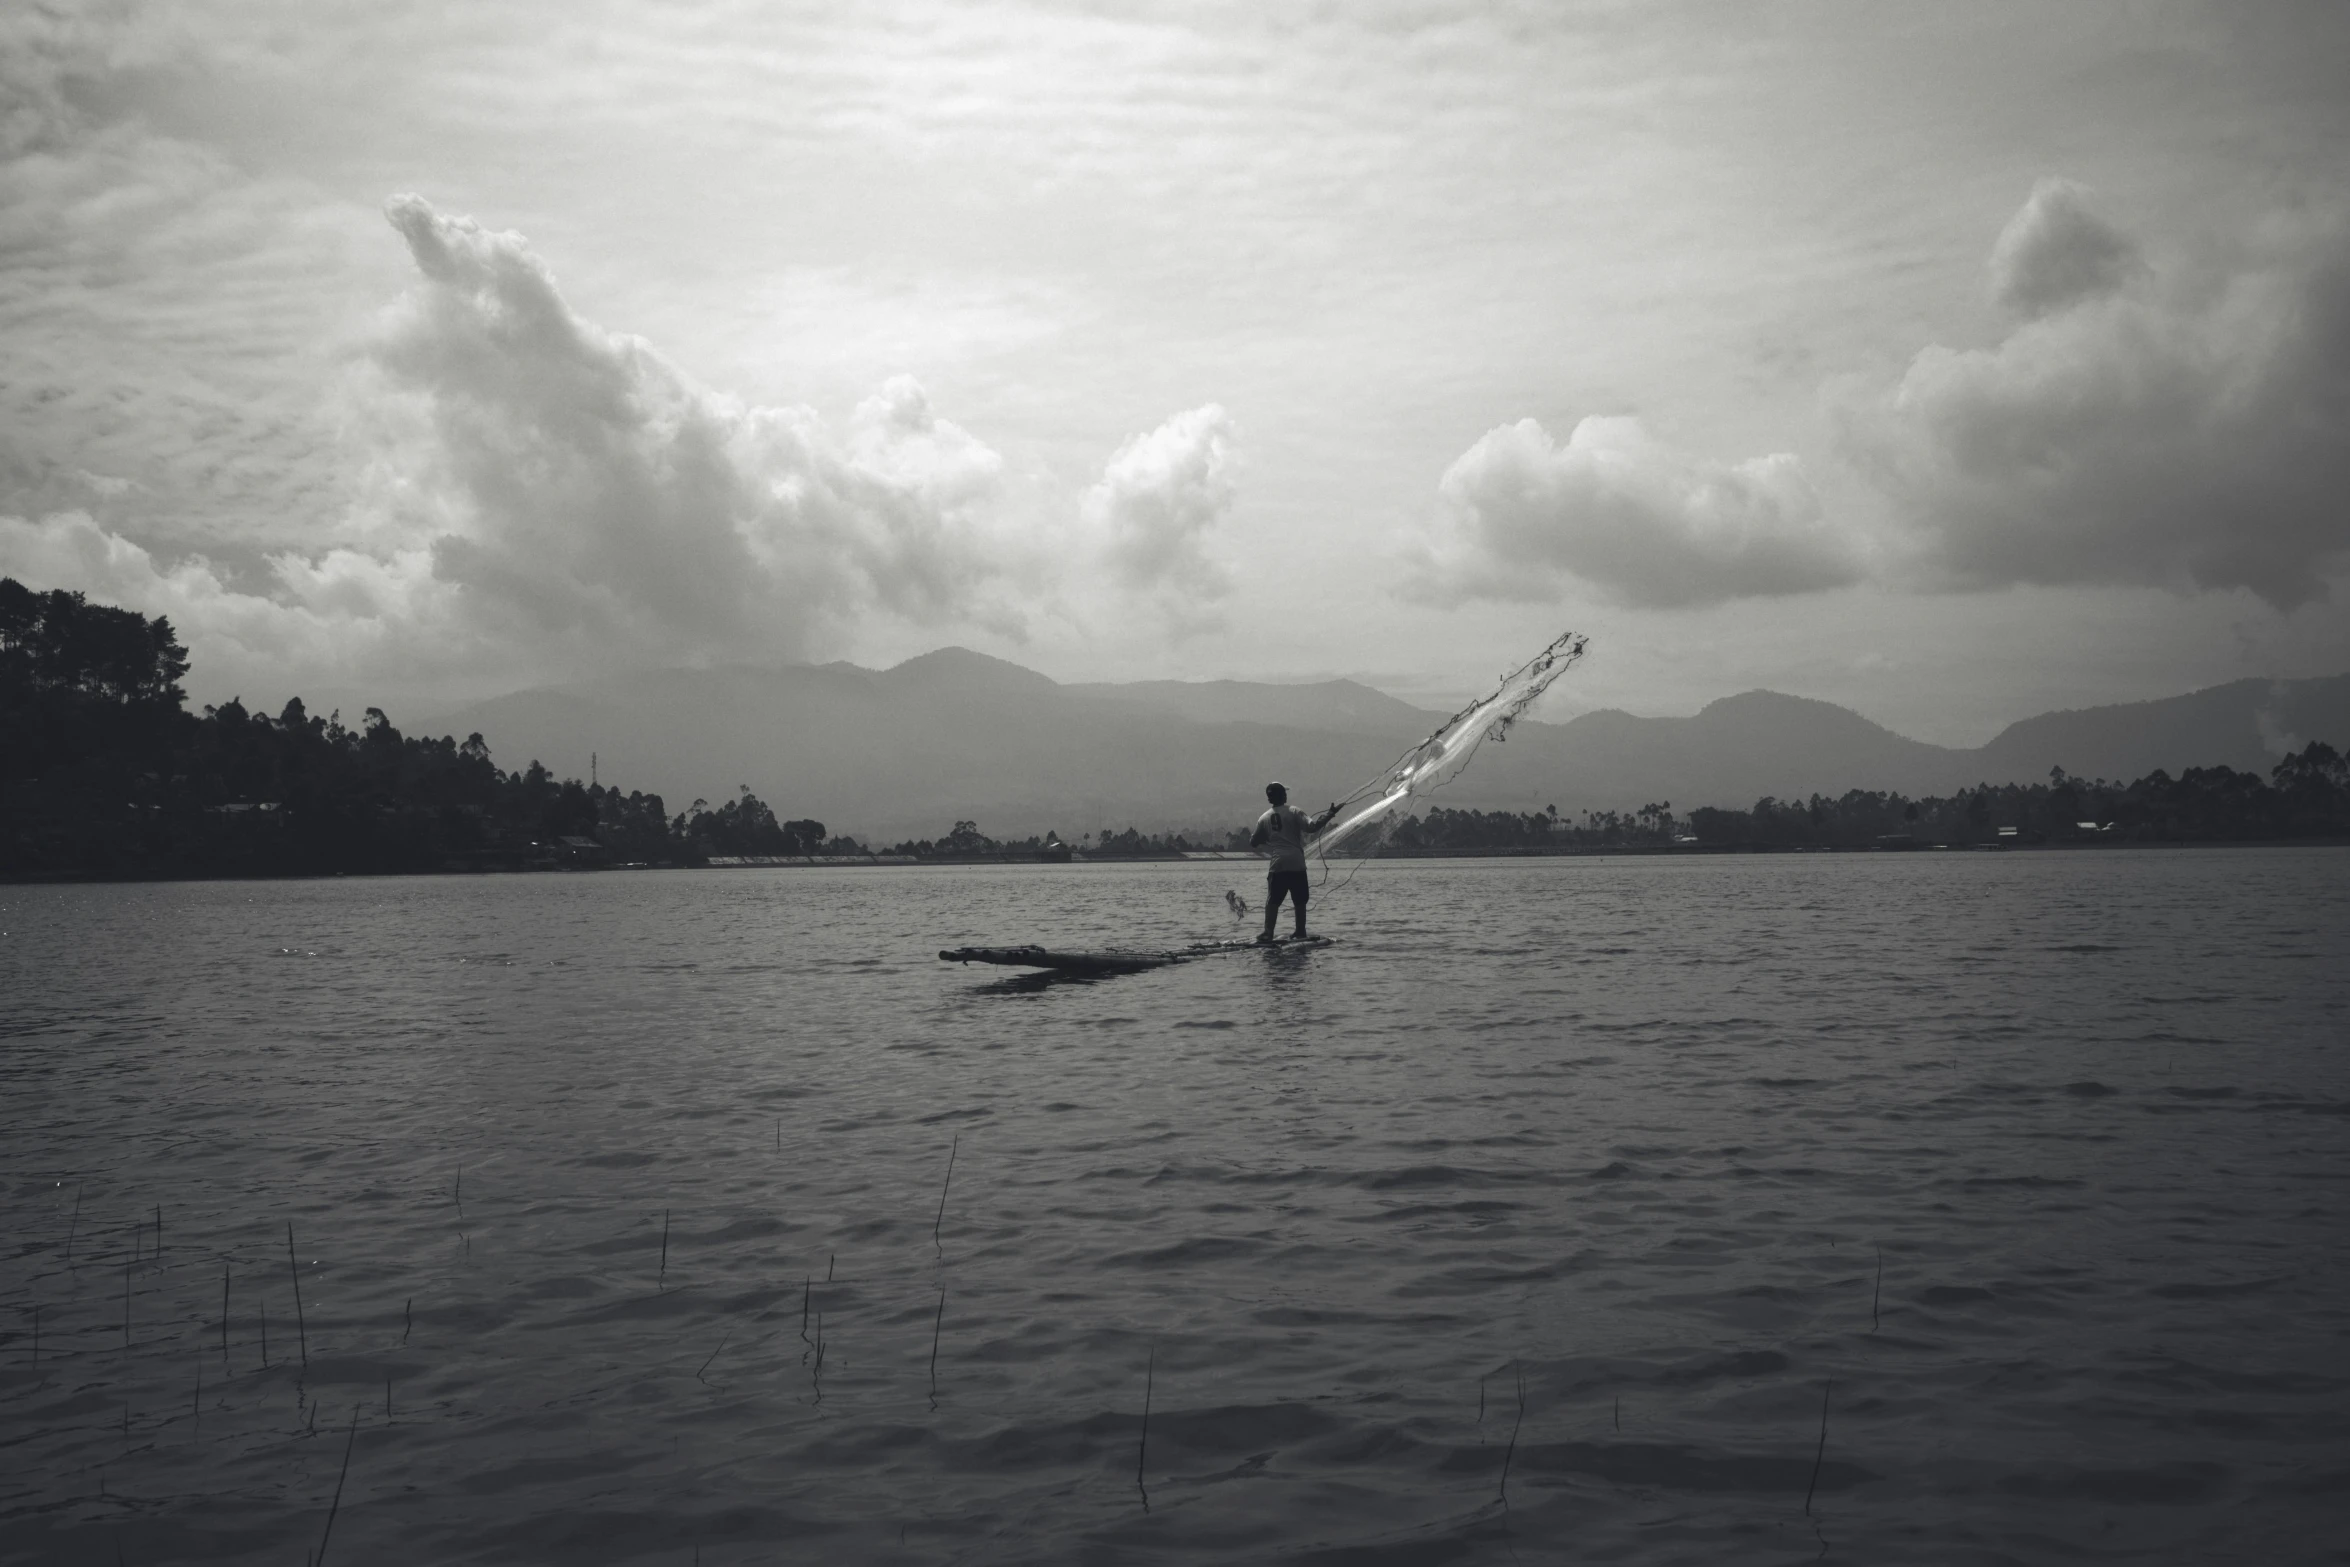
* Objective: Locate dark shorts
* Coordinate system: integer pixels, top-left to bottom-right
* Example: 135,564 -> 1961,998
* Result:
1267,869 -> 1310,907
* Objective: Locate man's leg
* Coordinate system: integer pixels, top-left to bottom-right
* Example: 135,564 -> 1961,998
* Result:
1291,877 -> 1309,938
1261,876 -> 1284,941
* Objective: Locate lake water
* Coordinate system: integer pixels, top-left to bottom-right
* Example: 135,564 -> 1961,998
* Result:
3,849 -> 2347,1565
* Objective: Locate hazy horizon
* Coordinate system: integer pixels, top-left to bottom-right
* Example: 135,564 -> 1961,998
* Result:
207,640 -> 2335,766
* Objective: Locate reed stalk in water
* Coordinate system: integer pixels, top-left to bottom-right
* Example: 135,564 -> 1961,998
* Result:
260,1300 -> 269,1367
929,1290 -> 946,1405
314,1405 -> 358,1567
659,1210 -> 670,1290
1497,1362 -> 1524,1505
455,1163 -> 463,1219
1870,1246 -> 1883,1333
287,1224 -> 308,1369
1137,1341 -> 1155,1509
122,1261 -> 131,1362
403,1298 -> 412,1345
221,1264 -> 231,1366
1803,1379 -> 1833,1517
933,1134 -> 958,1250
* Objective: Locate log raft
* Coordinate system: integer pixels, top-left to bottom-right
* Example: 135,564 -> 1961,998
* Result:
938,936 -> 1331,975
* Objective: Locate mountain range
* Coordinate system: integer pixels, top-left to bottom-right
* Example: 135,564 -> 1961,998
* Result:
417,652 -> 2350,843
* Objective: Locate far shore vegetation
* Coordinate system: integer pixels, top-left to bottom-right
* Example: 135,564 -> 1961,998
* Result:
5,577 -> 2346,882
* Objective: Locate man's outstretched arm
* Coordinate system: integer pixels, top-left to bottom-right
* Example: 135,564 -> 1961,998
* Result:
1309,802 -> 1341,834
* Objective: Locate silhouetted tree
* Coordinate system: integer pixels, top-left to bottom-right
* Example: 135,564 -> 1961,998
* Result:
0,577 -> 865,878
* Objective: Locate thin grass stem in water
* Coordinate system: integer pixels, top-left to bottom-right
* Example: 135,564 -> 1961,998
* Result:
287,1224 -> 307,1368
1804,1378 -> 1833,1517
1497,1362 -> 1524,1505
314,1405 -> 358,1567
933,1134 -> 958,1250
929,1290 -> 946,1405
1137,1341 -> 1155,1511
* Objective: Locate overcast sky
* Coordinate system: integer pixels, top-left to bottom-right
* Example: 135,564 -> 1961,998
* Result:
4,0 -> 2347,742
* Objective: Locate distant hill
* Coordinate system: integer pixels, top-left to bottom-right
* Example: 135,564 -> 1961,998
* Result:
1488,692 -> 1961,812
1062,674 -> 1435,736
1972,676 -> 2350,785
422,652 -> 1426,842
416,654 -> 2350,842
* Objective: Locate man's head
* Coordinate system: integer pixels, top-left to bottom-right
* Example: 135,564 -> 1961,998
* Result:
1265,781 -> 1288,805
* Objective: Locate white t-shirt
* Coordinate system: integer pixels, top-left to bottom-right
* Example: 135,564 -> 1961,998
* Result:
1252,804 -> 1312,873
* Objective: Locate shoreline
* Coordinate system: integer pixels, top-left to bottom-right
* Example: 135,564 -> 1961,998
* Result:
6,835 -> 2344,886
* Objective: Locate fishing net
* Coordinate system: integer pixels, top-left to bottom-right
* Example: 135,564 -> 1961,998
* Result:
1311,631 -> 1589,875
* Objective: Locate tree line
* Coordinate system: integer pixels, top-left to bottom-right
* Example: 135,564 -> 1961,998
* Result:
2,578 -> 863,879
1359,752 -> 2350,853
1680,754 -> 2350,848
880,821 -> 1234,858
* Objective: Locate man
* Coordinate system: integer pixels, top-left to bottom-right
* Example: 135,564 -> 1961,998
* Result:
1249,781 -> 1340,943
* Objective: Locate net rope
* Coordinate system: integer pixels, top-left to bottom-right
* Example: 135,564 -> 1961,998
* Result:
1309,631 -> 1589,888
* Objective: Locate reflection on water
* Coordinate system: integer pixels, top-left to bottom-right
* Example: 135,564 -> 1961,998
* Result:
2,850 -> 2346,1563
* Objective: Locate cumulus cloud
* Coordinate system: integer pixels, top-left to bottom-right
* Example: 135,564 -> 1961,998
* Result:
1850,187 -> 2350,609
1083,403 -> 1239,602
0,510 -> 420,695
1989,178 -> 2138,317
2,195 -> 1029,696
1401,415 -> 1866,609
370,194 -> 1016,662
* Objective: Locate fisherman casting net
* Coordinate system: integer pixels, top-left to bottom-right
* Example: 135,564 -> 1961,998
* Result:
1311,631 -> 1589,877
